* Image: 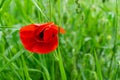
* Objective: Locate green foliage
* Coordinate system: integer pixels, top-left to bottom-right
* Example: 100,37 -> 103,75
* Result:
0,0 -> 120,80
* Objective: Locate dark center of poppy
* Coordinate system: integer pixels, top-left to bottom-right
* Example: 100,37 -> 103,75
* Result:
36,28 -> 56,42
39,31 -> 44,39
39,29 -> 46,40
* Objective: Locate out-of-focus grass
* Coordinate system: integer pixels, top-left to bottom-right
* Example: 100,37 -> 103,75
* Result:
0,0 -> 120,80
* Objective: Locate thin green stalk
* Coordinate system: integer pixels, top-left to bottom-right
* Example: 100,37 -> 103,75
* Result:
0,0 -> 5,8
21,55 -> 31,80
33,56 -> 50,80
1,55 -> 21,79
113,64 -> 119,80
56,0 -> 67,79
94,50 -> 103,80
31,0 -> 49,21
57,0 -> 67,79
108,0 -> 118,76
0,50 -> 24,72
49,0 -> 52,21
57,47 -> 67,80
15,0 -> 33,23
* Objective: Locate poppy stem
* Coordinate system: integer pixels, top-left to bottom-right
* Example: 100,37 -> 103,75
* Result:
57,0 -> 66,79
57,47 -> 67,80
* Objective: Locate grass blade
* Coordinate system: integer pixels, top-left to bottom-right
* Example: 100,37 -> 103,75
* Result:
93,50 -> 103,80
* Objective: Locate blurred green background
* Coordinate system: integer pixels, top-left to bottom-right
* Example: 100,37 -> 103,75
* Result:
0,0 -> 120,80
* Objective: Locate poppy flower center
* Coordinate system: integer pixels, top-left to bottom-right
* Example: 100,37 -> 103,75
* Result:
35,27 -> 57,42
34,28 -> 46,42
39,31 -> 44,39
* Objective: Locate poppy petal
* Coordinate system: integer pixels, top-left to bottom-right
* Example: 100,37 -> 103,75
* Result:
43,27 -> 58,41
32,37 -> 58,53
35,22 -> 54,28
20,24 -> 36,38
20,24 -> 37,51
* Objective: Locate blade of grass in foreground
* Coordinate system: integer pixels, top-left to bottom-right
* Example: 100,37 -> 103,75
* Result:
108,0 -> 118,77
33,56 -> 50,80
0,0 -> 5,8
31,0 -> 49,21
94,50 -> 103,80
0,0 -> 11,13
0,50 -> 24,72
21,55 -> 31,80
14,0 -> 33,23
56,0 -> 67,79
1,54 -> 21,79
55,48 -> 67,80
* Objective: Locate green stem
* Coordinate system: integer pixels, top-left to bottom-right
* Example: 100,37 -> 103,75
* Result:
94,50 -> 103,80
57,0 -> 66,79
108,0 -> 118,76
57,47 -> 67,80
49,0 -> 52,21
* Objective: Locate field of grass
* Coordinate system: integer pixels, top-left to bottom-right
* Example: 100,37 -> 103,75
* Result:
0,0 -> 120,80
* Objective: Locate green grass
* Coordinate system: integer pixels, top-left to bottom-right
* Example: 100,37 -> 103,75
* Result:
0,0 -> 120,80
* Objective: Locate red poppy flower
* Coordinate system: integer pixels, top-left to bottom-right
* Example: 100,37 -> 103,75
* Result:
20,22 -> 65,54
